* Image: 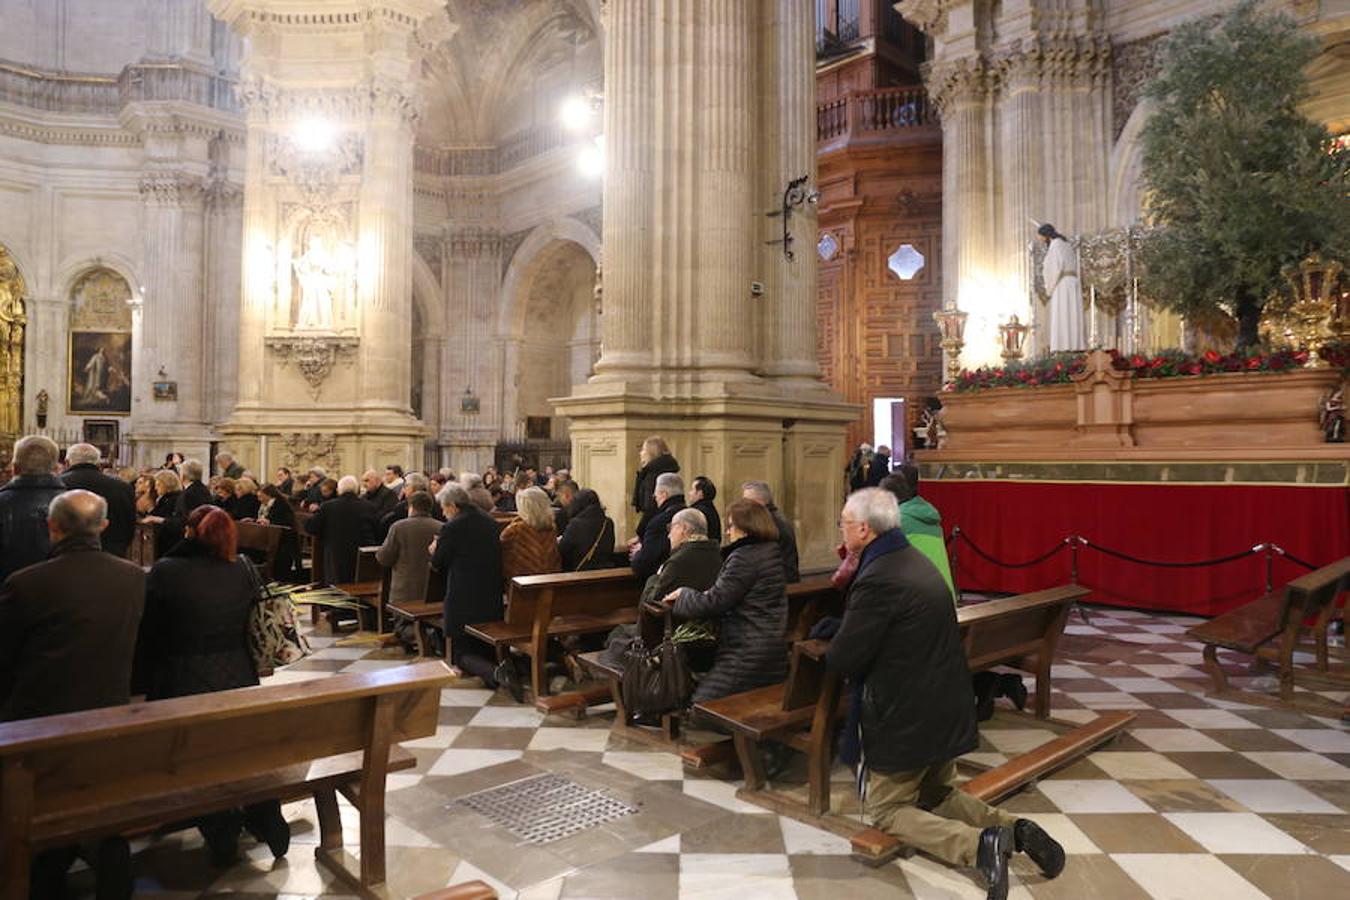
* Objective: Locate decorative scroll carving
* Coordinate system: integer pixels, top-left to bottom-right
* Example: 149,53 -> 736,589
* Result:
238,78 -> 423,128
1112,34 -> 1167,138
138,172 -> 206,207
0,245 -> 27,438
925,57 -> 996,112
280,431 -> 341,472
995,36 -> 1113,91
70,268 -> 133,332
265,334 -> 359,398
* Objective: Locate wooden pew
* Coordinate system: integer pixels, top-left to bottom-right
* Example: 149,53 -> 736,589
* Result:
129,520 -> 157,568
236,521 -> 287,582
387,567 -> 449,657
0,661 -> 453,899
1188,556 -> 1350,719
694,585 -> 1131,864
465,568 -> 643,701
573,574 -> 839,756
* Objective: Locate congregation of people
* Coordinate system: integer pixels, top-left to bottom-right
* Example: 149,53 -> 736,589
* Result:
0,433 -> 1061,900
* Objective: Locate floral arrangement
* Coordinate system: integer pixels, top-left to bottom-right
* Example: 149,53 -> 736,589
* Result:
951,344 -> 1348,393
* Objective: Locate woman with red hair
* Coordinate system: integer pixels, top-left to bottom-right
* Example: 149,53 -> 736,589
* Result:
136,505 -> 290,865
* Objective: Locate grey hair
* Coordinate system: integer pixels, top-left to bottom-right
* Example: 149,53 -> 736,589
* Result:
741,480 -> 774,505
459,472 -> 484,489
309,465 -> 327,478
843,487 -> 900,535
405,472 -> 429,493
13,435 -> 58,476
655,472 -> 684,495
49,489 -> 107,539
216,451 -> 234,462
672,507 -> 707,536
65,442 -> 101,466
154,468 -> 182,493
337,475 -> 359,495
181,458 -> 204,482
437,481 -> 470,510
516,486 -> 554,530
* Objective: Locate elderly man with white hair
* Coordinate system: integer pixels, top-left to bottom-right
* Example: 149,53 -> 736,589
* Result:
818,488 -> 1064,900
629,471 -> 686,580
303,474 -> 376,583
60,442 -> 136,558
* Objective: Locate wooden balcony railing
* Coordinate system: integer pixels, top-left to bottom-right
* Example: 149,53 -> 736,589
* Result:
817,87 -> 935,144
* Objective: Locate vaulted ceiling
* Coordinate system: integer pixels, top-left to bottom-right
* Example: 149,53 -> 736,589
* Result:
420,0 -> 602,146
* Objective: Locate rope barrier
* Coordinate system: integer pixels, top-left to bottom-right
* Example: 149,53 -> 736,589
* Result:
947,531 -> 1320,573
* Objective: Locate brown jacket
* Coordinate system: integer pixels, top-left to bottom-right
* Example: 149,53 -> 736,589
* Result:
376,513 -> 443,604
500,518 -> 561,582
0,537 -> 146,722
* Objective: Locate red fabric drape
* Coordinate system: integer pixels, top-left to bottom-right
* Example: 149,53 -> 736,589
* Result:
921,480 -> 1350,616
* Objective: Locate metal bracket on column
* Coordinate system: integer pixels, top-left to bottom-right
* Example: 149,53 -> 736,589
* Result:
765,175 -> 820,261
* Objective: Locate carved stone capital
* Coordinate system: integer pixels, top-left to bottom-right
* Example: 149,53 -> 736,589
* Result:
139,172 -> 207,207
895,0 -> 953,37
265,334 -> 360,398
238,77 -> 424,129
995,36 -> 1113,91
925,58 -> 996,112
205,179 -> 245,210
446,226 -> 501,260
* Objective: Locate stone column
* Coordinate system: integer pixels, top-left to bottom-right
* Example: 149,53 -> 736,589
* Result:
556,0 -> 856,564
440,225 -> 499,469
208,0 -> 450,476
758,0 -> 823,385
998,54 -> 1043,347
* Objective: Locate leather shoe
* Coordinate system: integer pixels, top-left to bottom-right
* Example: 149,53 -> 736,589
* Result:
1015,818 -> 1065,879
244,804 -> 291,859
975,825 -> 1014,900
998,673 -> 1029,712
94,836 -> 133,900
494,659 -> 526,704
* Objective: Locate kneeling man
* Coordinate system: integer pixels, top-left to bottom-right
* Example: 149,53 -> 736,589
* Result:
825,488 -> 1064,899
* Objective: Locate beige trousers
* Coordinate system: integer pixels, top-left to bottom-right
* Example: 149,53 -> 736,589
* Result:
866,760 -> 1019,866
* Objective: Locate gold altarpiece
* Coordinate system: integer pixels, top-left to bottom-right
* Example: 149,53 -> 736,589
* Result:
0,244 -> 26,447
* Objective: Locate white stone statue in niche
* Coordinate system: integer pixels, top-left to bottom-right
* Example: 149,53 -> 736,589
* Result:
293,234 -> 342,329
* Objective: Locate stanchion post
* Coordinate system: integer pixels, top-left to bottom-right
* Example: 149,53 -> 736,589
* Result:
1263,543 -> 1274,595
949,527 -> 960,597
1070,536 -> 1091,626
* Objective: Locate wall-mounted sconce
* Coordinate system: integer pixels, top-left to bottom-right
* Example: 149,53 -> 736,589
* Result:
765,175 -> 820,261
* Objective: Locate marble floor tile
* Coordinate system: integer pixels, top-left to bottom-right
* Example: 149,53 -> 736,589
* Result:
1022,854 -> 1150,900
1163,709 -> 1262,730
1219,852 -> 1350,900
1163,812 -> 1313,854
982,728 -> 1061,754
452,725 -> 539,750
1088,752 -> 1196,781
1113,853 -> 1268,900
469,706 -> 548,728
527,727 -> 613,753
1067,693 -> 1151,710
1130,728 -> 1229,753
440,687 -> 497,707
637,835 -> 682,854
678,853 -> 796,899
1036,780 -> 1154,814
1207,779 -> 1342,813
679,813 -> 787,855
681,779 -> 770,815
560,851 -> 680,900
788,855 -> 916,899
426,748 -> 525,777
1120,779 -> 1246,813
402,725 -> 464,749
1258,813 -> 1350,855
777,816 -> 853,855
1242,752 -> 1350,781
1065,813 -> 1205,854
602,750 -> 687,782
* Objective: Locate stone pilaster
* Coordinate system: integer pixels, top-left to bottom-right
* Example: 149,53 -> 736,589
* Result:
208,0 -> 450,476
441,225 -> 500,471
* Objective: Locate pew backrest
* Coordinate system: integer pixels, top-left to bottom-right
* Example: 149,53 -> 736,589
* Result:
957,584 -> 1087,670
505,568 -> 642,627
237,522 -> 287,581
0,661 -> 452,838
1287,556 -> 1350,623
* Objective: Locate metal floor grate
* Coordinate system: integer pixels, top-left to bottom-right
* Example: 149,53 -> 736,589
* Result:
452,773 -> 639,844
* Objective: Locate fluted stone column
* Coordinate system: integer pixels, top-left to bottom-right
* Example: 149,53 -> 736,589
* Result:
759,0 -> 822,385
556,0 -> 856,565
208,0 -> 449,476
440,226 -> 499,471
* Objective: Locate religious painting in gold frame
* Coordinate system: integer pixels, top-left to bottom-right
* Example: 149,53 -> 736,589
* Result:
68,331 -> 132,415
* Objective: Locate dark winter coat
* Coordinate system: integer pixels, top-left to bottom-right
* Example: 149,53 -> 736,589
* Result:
0,473 -> 67,581
232,493 -> 261,521
825,532 -> 978,773
766,503 -> 800,584
866,452 -> 892,487
304,493 -> 377,584
638,537 -> 722,608
631,452 -> 680,537
672,538 -> 787,703
363,483 -> 400,520
0,537 -> 145,722
175,479 -> 212,520
630,494 -> 685,580
258,496 -> 300,581
61,463 -> 136,558
691,497 -> 722,544
151,490 -> 183,557
430,505 -> 503,642
558,499 -> 616,571
138,539 -> 259,700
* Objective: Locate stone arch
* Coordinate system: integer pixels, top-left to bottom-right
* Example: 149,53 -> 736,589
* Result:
1109,100 -> 1153,228
411,252 -> 444,334
410,251 -> 444,428
497,216 -> 600,338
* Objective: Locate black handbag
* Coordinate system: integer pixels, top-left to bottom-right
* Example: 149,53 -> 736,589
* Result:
620,603 -> 692,724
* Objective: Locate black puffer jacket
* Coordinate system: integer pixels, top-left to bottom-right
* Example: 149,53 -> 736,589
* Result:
825,533 -> 978,773
631,452 -> 680,537
558,493 -> 616,571
672,537 -> 787,703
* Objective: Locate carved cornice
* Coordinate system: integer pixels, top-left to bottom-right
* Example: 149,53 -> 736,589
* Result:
446,226 -> 500,260
139,172 -> 208,207
265,334 -> 360,399
0,116 -> 140,146
238,76 -> 422,128
995,36 -> 1113,91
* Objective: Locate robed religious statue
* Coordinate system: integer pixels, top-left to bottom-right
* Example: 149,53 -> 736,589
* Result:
1038,223 -> 1085,351
293,234 -> 340,329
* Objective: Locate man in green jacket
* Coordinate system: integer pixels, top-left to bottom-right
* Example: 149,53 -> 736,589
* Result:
881,468 -> 954,601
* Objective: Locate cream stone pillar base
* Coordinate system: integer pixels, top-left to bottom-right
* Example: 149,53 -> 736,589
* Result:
555,383 -> 857,572
219,409 -> 424,481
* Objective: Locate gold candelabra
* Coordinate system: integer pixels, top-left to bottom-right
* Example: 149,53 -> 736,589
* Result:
933,307 -> 968,383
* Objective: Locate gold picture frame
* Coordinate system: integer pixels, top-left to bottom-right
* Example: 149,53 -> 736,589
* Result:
69,331 -> 132,415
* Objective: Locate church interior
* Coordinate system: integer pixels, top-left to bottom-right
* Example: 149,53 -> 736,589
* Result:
0,1 -> 1347,898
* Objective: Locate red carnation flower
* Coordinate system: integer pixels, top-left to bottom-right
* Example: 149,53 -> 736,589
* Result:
1203,350 -> 1221,363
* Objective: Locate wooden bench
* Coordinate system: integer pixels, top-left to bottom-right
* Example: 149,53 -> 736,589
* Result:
0,661 -> 454,899
694,584 -> 1130,864
1188,556 -> 1350,719
236,521 -> 287,582
130,520 -> 157,568
569,574 -> 840,768
387,567 -> 449,657
464,568 -> 643,701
